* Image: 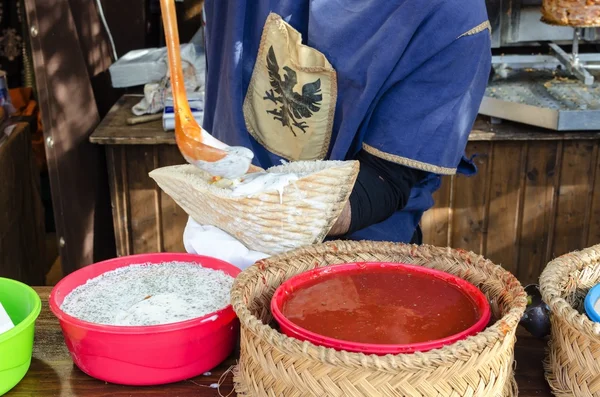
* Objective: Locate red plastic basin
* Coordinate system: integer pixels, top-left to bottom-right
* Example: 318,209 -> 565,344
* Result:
271,262 -> 491,355
49,253 -> 240,386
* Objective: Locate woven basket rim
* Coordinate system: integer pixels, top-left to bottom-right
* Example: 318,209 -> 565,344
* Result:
540,244 -> 600,338
149,159 -> 359,199
231,240 -> 527,370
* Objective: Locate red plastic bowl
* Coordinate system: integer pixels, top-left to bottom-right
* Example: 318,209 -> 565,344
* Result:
271,262 -> 491,355
49,253 -> 240,386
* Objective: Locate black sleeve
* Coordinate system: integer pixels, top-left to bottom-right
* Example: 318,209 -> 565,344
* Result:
346,150 -> 427,235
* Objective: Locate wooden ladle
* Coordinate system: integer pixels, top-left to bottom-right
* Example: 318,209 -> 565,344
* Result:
159,0 -> 262,179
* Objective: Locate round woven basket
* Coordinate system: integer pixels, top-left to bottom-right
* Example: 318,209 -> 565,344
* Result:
230,241 -> 527,397
540,244 -> 600,397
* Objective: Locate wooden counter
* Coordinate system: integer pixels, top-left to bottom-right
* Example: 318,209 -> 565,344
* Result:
90,95 -> 600,284
6,287 -> 552,396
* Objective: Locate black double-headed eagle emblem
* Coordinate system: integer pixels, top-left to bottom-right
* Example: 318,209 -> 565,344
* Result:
263,46 -> 322,137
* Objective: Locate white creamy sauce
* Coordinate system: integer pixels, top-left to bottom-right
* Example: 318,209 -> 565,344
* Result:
114,293 -> 190,326
190,146 -> 254,180
185,143 -> 315,202
230,172 -> 300,202
60,262 -> 234,326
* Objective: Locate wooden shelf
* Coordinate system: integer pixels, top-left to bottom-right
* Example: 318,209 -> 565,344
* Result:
90,95 -> 175,145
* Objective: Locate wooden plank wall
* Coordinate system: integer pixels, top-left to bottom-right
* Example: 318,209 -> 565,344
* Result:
421,139 -> 600,285
106,145 -> 188,256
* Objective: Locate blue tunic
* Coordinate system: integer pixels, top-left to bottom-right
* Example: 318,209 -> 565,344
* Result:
202,0 -> 492,243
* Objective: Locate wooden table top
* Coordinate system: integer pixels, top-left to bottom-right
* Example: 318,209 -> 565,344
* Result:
6,287 -> 553,396
88,95 -> 600,146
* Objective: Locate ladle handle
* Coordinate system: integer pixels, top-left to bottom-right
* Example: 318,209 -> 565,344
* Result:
160,0 -> 192,123
160,0 -> 264,176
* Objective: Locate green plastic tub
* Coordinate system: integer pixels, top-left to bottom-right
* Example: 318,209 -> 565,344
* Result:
0,277 -> 41,395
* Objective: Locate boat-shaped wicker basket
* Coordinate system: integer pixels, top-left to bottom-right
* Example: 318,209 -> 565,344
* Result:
230,241 -> 527,397
149,160 -> 358,255
540,244 -> 600,397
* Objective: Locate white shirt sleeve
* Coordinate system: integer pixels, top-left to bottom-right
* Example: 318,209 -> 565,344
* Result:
183,217 -> 269,270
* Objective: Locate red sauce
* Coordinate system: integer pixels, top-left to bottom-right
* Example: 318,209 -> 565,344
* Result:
281,269 -> 480,345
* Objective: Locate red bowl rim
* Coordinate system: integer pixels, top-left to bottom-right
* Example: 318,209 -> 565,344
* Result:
49,253 -> 241,334
270,262 -> 492,355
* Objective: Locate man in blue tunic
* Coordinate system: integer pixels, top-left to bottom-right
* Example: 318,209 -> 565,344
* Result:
197,0 -> 491,244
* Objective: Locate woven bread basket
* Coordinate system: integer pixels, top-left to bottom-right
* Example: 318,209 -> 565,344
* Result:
541,0 -> 600,27
149,160 -> 358,255
230,241 -> 527,397
540,244 -> 600,397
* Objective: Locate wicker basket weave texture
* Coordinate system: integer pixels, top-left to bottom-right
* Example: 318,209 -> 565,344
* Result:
231,241 -> 527,397
540,244 -> 600,397
149,161 -> 358,255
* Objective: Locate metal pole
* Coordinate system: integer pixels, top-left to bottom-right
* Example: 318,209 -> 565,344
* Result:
548,28 -> 594,85
572,28 -> 581,66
